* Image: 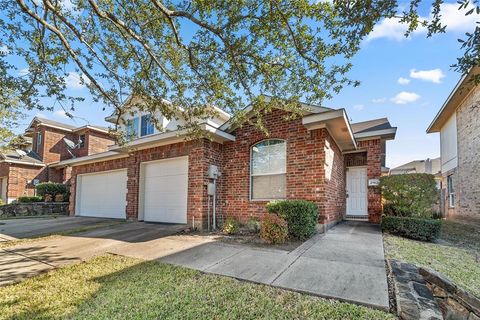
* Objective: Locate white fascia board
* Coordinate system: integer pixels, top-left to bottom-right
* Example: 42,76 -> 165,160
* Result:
1,159 -> 45,167
51,151 -> 128,168
73,125 -> 109,134
108,123 -> 235,152
302,109 -> 345,126
354,128 -> 397,140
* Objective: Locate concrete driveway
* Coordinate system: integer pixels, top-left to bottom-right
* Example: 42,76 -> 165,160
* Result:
0,219 -> 189,286
0,219 -> 389,310
0,216 -> 120,241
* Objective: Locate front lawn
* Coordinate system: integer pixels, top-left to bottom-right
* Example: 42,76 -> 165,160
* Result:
0,254 -> 394,320
384,220 -> 480,297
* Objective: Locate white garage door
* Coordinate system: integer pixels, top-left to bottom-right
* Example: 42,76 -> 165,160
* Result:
76,169 -> 127,219
140,157 -> 188,223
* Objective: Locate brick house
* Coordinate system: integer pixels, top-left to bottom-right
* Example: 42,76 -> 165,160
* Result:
52,99 -> 396,230
427,66 -> 480,216
0,117 -> 114,203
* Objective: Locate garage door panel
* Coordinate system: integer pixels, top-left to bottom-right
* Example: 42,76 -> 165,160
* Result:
142,157 -> 188,224
76,170 -> 127,219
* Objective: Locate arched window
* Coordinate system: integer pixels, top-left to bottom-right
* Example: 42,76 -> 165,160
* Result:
250,139 -> 286,200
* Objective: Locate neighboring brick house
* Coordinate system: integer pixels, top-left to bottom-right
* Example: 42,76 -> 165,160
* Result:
427,66 -> 480,217
0,117 -> 114,203
53,99 -> 396,230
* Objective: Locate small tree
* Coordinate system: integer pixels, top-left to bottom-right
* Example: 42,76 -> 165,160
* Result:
380,173 -> 438,218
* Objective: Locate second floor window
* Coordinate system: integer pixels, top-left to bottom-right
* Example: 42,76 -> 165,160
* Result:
35,132 -> 42,152
141,115 -> 154,136
79,134 -> 86,148
125,117 -> 139,139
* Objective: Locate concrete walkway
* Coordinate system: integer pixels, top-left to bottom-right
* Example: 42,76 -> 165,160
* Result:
159,221 -> 390,309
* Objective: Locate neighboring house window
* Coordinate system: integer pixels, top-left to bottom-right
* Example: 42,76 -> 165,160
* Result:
250,139 -> 286,200
141,114 -> 155,136
125,117 -> 139,139
447,174 -> 455,208
79,134 -> 86,148
35,132 -> 42,152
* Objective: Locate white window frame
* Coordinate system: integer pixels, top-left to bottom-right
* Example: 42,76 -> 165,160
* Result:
250,139 -> 287,201
447,174 -> 455,208
140,114 -> 155,137
36,131 -> 42,152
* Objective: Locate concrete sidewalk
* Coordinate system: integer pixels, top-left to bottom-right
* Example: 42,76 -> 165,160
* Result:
159,221 -> 390,310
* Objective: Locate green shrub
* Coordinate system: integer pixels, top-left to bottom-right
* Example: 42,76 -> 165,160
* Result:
247,217 -> 261,233
222,217 -> 239,235
36,182 -> 69,201
381,216 -> 442,241
266,200 -> 318,240
17,196 -> 43,203
260,214 -> 288,244
380,174 -> 438,218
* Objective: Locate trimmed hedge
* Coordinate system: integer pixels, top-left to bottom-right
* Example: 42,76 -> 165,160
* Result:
381,216 -> 442,241
36,182 -> 69,201
266,200 -> 318,240
17,196 -> 43,203
260,214 -> 288,244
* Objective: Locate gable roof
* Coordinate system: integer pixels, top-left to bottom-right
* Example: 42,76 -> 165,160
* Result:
25,117 -> 109,134
427,66 -> 480,133
350,118 -> 397,140
390,157 -> 441,175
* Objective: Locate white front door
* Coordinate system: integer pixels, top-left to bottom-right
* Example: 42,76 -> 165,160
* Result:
346,167 -> 368,216
140,156 -> 188,224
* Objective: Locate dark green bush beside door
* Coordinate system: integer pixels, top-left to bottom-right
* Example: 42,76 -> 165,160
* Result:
266,200 -> 319,240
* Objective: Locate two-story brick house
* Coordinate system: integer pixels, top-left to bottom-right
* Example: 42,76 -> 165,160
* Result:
53,99 -> 396,230
427,66 -> 480,216
0,117 -> 114,203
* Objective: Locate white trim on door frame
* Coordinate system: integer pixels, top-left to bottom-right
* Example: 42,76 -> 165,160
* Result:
346,166 -> 368,216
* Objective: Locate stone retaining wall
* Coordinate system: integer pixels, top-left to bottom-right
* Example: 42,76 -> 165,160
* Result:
0,202 -> 69,218
419,267 -> 480,320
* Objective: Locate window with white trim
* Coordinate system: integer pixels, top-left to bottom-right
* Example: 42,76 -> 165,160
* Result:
447,174 -> 455,208
125,117 -> 139,139
250,139 -> 286,200
35,132 -> 42,152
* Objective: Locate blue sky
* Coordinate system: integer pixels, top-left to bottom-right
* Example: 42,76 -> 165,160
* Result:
11,1 -> 479,169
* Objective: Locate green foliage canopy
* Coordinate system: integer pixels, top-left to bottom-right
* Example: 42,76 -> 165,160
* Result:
0,0 -> 478,135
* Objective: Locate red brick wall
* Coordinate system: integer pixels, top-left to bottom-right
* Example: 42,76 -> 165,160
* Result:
36,126 -> 75,164
219,109 -> 345,225
75,130 -> 114,157
358,139 -> 382,223
7,164 -> 47,199
68,139 -> 222,226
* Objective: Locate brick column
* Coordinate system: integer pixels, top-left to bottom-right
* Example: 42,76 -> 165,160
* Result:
126,153 -> 140,220
361,139 -> 382,223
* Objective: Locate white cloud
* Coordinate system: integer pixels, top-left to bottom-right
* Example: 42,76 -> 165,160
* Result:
367,2 -> 479,42
353,104 -> 364,110
0,45 -> 9,54
391,91 -> 421,104
18,68 -> 29,76
398,77 -> 410,85
53,109 -> 74,119
65,72 -> 89,90
60,0 -> 75,10
410,68 -> 446,83
372,97 -> 387,104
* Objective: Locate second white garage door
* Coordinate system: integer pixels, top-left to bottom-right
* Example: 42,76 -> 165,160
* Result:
140,156 -> 188,223
76,169 -> 127,219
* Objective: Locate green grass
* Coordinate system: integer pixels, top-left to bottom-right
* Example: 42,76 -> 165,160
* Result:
0,221 -> 123,249
0,254 -> 394,320
440,220 -> 480,252
384,234 -> 480,297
